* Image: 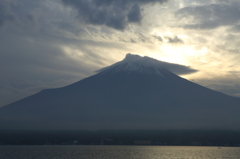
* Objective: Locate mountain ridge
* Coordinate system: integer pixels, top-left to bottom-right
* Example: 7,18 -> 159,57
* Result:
0,54 -> 240,131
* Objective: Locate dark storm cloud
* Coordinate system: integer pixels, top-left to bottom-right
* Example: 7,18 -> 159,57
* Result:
127,4 -> 142,23
175,2 -> 240,29
0,0 -> 16,26
61,0 -> 168,30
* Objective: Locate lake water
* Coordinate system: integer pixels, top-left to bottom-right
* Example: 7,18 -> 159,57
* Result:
0,145 -> 240,159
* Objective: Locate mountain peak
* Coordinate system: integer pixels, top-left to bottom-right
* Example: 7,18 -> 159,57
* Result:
97,53 -> 197,76
97,53 -> 167,76
123,53 -> 147,62
123,53 -> 158,65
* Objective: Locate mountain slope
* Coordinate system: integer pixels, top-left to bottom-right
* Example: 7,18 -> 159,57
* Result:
1,54 -> 240,130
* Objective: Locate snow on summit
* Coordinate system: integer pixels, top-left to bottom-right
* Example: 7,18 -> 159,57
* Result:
98,53 -> 198,75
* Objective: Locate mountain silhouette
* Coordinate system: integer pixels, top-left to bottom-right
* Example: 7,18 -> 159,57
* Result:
1,54 -> 240,130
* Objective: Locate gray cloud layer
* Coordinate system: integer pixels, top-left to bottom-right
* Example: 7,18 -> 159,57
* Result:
61,0 -> 168,30
0,0 -> 16,26
175,2 -> 240,29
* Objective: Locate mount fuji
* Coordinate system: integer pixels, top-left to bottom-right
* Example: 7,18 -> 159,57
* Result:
1,54 -> 240,131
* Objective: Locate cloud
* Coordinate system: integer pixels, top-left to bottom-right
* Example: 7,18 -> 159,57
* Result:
127,4 -> 142,23
155,60 -> 197,75
116,32 -> 184,45
153,35 -> 163,41
61,0 -> 168,30
175,2 -> 240,29
0,32 -> 110,107
0,0 -> 16,26
0,0 -> 116,106
166,35 -> 184,44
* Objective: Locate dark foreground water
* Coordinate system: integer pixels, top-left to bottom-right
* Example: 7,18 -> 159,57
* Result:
1,145 -> 240,159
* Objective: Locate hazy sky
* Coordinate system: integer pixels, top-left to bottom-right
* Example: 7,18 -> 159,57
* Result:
1,0 -> 240,107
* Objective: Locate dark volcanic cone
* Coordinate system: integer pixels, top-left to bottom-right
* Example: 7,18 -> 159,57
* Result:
1,54 -> 240,130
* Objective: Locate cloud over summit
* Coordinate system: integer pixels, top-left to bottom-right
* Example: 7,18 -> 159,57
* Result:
61,0 -> 168,30
98,53 -> 198,75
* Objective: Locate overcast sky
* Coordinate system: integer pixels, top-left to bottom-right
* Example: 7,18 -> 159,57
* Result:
1,0 -> 240,107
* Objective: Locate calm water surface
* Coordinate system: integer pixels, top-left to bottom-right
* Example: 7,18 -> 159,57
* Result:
0,145 -> 240,159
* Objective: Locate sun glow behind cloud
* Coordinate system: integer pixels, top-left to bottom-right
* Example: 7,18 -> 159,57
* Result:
1,0 -> 240,107
152,44 -> 208,66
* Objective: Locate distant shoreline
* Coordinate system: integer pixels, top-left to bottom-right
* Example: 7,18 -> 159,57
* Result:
1,129 -> 240,146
